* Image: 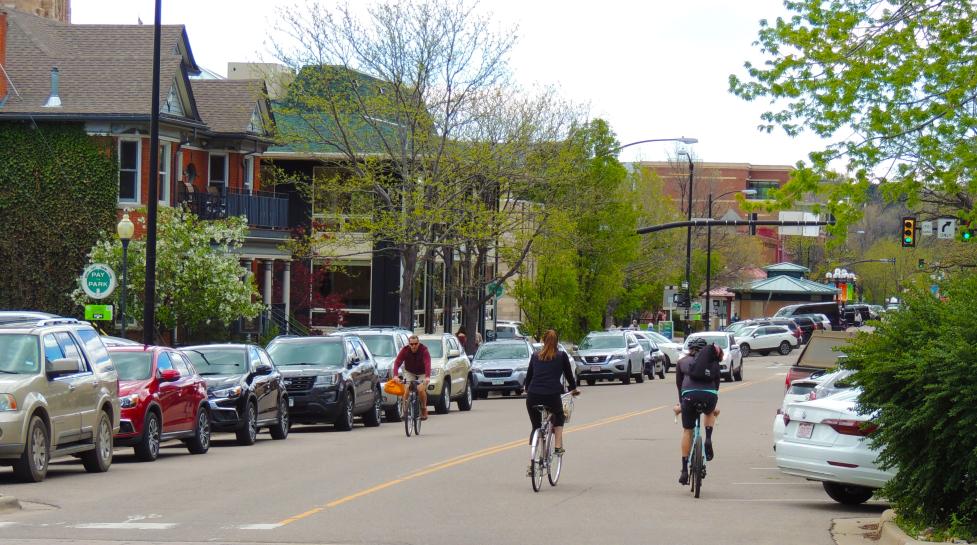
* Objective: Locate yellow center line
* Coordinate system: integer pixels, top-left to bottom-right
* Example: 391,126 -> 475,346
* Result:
276,374 -> 779,526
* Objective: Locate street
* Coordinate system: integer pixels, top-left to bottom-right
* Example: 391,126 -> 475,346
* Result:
0,352 -> 887,545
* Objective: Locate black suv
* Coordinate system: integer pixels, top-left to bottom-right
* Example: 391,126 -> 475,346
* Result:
180,344 -> 290,446
265,335 -> 382,431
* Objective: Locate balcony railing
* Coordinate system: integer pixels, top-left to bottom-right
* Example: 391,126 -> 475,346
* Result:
179,186 -> 289,229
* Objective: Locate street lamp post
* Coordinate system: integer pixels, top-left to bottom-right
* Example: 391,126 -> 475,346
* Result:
677,151 -> 694,325
116,212 -> 135,339
704,189 -> 756,329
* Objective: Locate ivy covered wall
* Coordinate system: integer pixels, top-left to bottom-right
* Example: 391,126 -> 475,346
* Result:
0,123 -> 118,315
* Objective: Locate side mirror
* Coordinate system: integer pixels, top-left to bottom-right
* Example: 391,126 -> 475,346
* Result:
448,349 -> 461,358
46,357 -> 79,377
752,333 -> 759,338
255,363 -> 274,375
628,342 -> 638,349
159,369 -> 181,382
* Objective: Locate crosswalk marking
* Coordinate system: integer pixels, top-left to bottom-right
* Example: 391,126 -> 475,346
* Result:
72,522 -> 177,530
238,523 -> 284,530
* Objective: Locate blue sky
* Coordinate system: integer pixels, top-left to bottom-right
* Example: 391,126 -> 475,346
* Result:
72,0 -> 830,166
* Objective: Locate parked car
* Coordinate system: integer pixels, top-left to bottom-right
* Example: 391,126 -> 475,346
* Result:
574,330 -> 645,385
265,335 -> 382,431
734,325 -> 797,356
471,339 -> 534,397
635,338 -> 666,380
776,388 -> 893,505
333,327 -> 411,422
100,335 -> 141,347
790,316 -> 820,343
490,320 -> 532,341
774,302 -> 842,331
418,334 -> 474,414
181,344 -> 290,444
784,330 -> 856,391
772,371 -> 831,447
0,317 -> 119,482
643,330 -> 683,372
683,331 -> 743,381
109,345 -> 210,461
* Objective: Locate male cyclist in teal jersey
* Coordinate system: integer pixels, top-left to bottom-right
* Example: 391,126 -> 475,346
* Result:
674,337 -> 722,485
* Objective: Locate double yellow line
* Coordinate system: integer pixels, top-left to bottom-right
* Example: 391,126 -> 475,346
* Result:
277,377 -> 774,526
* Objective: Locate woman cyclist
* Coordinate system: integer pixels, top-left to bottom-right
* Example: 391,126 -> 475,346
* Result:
525,330 -> 580,461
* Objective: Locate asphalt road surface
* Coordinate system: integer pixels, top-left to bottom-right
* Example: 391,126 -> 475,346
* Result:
0,352 -> 887,545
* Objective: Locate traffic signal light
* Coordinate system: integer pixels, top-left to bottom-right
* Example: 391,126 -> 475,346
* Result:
961,222 -> 974,241
902,217 -> 916,247
918,258 -> 926,270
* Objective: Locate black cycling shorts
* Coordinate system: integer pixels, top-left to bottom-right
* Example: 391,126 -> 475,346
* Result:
680,390 -> 718,430
526,392 -> 565,429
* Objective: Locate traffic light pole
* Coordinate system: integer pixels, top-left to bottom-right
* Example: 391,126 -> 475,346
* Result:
636,218 -> 833,235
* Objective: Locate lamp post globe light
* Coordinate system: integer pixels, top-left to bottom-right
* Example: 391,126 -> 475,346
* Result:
703,188 -> 757,329
117,212 -> 135,338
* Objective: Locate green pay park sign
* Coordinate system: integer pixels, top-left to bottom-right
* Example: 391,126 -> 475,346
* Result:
80,263 -> 116,300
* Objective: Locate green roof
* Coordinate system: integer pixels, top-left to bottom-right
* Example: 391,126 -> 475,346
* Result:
732,275 -> 838,295
763,262 -> 811,273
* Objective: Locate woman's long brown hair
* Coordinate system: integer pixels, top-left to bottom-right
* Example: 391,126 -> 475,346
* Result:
539,329 -> 559,361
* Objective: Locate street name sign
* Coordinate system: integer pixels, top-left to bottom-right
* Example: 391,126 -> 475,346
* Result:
81,264 -> 116,299
921,221 -> 934,236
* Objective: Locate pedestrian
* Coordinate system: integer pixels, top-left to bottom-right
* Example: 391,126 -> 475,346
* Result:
731,312 -> 740,323
474,330 -> 483,348
456,326 -> 467,352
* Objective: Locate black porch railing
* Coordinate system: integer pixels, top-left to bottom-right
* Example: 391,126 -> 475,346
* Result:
179,186 -> 289,229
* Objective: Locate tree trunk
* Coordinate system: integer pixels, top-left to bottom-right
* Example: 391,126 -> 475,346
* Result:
400,245 -> 418,329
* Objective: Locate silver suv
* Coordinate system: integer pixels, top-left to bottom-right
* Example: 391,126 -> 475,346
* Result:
0,317 -> 120,482
574,331 -> 645,385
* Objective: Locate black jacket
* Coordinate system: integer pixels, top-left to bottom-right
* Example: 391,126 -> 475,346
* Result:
525,351 -> 577,395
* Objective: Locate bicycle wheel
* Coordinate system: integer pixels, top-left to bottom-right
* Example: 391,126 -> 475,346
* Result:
691,436 -> 703,498
412,393 -> 422,436
547,428 -> 562,486
529,429 -> 544,492
404,395 -> 413,437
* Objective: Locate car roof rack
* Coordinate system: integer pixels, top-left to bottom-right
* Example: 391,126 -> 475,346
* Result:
36,317 -> 81,327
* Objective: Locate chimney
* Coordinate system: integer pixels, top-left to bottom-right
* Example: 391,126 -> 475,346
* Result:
42,66 -> 61,107
0,11 -> 7,101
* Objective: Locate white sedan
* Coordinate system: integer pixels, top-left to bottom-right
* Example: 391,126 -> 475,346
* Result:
683,332 -> 743,381
775,388 -> 893,505
643,331 -> 683,372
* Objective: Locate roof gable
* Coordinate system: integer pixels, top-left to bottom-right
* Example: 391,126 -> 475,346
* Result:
732,275 -> 838,295
190,79 -> 272,136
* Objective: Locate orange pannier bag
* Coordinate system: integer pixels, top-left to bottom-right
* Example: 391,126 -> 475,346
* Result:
384,380 -> 406,396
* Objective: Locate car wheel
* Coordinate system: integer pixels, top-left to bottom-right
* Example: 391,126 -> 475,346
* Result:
635,364 -> 645,383
335,390 -> 354,431
270,396 -> 290,439
733,362 -> 744,382
435,382 -> 451,415
81,410 -> 113,473
13,415 -> 49,482
664,356 -> 671,373
514,388 -> 524,396
822,482 -> 874,505
186,407 -> 211,454
621,364 -> 632,385
586,378 -> 596,386
779,341 -> 792,355
134,411 -> 161,462
385,395 -> 405,421
740,344 -> 751,357
657,362 -> 666,380
235,401 -> 259,445
457,378 -> 474,411
363,390 -> 382,427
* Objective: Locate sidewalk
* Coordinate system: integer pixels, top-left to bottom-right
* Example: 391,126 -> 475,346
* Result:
832,510 -> 972,545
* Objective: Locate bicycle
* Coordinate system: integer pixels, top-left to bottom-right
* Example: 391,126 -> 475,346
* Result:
528,392 -> 574,492
687,400 -> 709,498
402,379 -> 422,437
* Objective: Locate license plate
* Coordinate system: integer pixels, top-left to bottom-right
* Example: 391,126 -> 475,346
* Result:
491,379 -> 505,385
590,366 -> 601,372
288,397 -> 294,407
797,422 -> 813,439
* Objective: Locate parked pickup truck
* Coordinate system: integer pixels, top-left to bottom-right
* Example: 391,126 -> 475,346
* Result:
784,330 -> 856,391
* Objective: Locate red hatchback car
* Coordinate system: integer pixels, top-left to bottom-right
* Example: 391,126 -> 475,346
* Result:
107,346 -> 210,461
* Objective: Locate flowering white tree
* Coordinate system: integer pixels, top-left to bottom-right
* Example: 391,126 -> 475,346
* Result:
73,207 -> 263,339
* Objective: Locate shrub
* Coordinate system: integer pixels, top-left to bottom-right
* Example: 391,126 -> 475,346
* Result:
844,273 -> 977,540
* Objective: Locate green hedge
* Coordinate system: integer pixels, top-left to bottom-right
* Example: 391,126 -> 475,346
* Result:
844,274 -> 977,541
0,123 -> 117,315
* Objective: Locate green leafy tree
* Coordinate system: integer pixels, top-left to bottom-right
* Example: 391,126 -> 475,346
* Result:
730,0 -> 977,246
844,274 -> 977,540
0,124 -> 117,314
73,208 -> 263,340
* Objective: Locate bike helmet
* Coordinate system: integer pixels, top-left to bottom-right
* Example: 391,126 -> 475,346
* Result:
688,337 -> 708,350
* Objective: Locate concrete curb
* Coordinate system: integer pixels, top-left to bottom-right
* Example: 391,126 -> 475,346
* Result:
0,495 -> 22,514
832,510 -> 973,545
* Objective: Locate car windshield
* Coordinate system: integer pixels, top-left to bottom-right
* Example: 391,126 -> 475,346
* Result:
773,307 -> 795,317
476,343 -> 529,360
111,352 -> 153,381
638,339 -> 653,352
420,339 -> 444,358
0,334 -> 40,374
646,331 -> 671,344
579,335 -> 625,350
267,341 -> 345,367
183,348 -> 246,375
357,335 -> 396,357
787,382 -> 817,396
687,335 -> 729,349
726,322 -> 751,334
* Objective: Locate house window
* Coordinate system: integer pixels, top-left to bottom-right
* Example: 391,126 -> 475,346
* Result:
243,156 -> 254,194
209,153 -> 227,193
118,139 -> 140,203
747,180 -> 781,199
158,142 -> 171,205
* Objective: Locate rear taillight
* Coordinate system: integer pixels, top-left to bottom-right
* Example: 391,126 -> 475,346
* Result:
822,419 -> 877,436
